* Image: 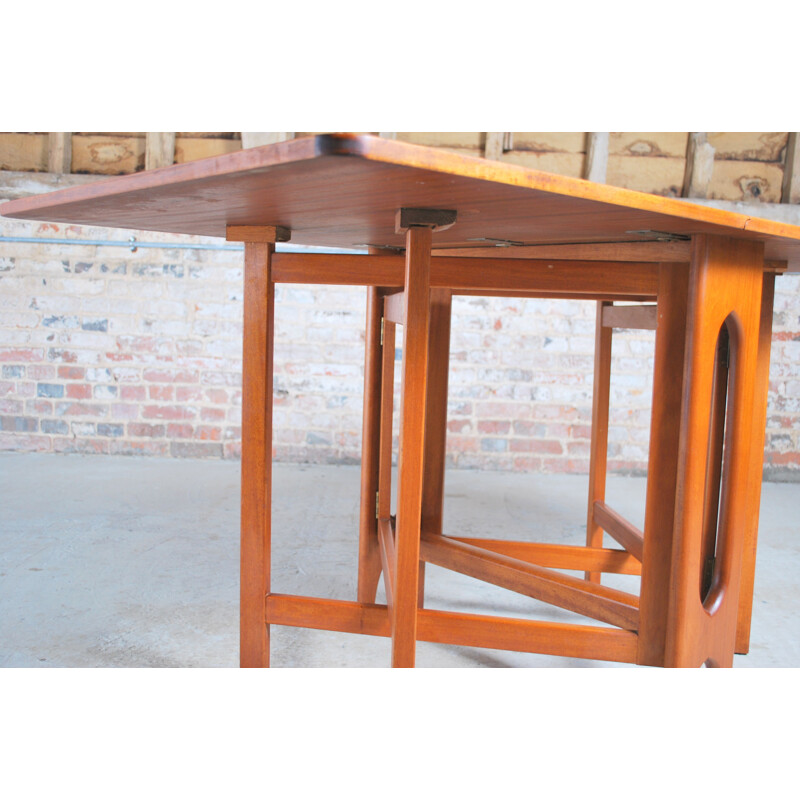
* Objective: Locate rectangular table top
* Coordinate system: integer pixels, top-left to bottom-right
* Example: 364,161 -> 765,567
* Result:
3,133 -> 800,269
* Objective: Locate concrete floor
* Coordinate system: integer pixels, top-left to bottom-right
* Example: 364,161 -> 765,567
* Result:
1,452 -> 798,668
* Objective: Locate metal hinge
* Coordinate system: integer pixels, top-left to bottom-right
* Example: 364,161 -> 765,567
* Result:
375,491 -> 380,519
380,317 -> 385,346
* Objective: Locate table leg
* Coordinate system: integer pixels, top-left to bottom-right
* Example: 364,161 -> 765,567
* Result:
585,301 -> 612,582
637,263 -> 690,667
392,226 -> 433,667
418,288 -> 453,607
240,241 -> 276,668
665,235 -> 765,667
735,270 -> 776,653
358,285 -> 388,604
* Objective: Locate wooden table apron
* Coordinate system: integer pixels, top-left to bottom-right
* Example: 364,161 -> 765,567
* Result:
236,231 -> 774,669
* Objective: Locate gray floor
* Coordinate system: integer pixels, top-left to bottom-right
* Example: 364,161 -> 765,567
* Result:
1,452 -> 798,668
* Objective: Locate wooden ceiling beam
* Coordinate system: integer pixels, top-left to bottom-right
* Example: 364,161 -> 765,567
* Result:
782,132 -> 799,204
145,132 -> 176,170
682,132 -> 715,199
584,132 -> 609,184
47,133 -> 72,174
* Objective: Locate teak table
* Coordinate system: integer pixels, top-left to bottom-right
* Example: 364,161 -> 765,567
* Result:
4,134 -> 800,668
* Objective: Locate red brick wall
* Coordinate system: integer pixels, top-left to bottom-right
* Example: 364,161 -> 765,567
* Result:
1,217 -> 799,479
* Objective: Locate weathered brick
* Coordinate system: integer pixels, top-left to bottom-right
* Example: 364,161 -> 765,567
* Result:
37,383 -> 64,398
128,423 -> 166,438
0,415 -> 38,432
58,366 -> 86,379
66,383 -> 92,399
166,423 -> 193,439
2,365 -> 25,378
41,419 -> 69,435
97,423 -> 124,437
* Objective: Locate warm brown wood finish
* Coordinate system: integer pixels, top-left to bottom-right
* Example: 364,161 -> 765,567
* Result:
265,594 -> 638,664
357,282 -> 387,604
3,134 -> 800,267
586,302 -> 613,582
270,252 -> 661,297
734,271 -> 776,654
5,134 -> 795,668
666,237 -> 765,667
637,263 -> 691,666
237,236 -> 277,668
449,539 -> 641,575
593,502 -> 645,562
601,304 -> 658,330
421,289 -> 452,540
420,534 -> 639,630
391,226 -> 434,667
378,518 -> 396,612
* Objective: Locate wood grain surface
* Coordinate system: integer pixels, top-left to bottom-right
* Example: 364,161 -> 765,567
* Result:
3,134 -> 800,268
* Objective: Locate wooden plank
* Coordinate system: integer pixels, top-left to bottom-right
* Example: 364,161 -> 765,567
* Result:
609,133 -> 689,158
264,594 -> 639,664
593,501 -> 644,562
782,132 -> 800,204
0,132 -> 48,172
421,534 -> 639,630
270,252 -> 661,297
602,304 -> 658,330
175,136 -> 241,164
606,154 -> 686,197
145,133 -> 176,171
71,134 -> 145,175
448,539 -> 641,575
239,240 -> 275,667
586,301 -> 613,582
511,132 -> 586,153
682,133 -> 716,199
707,132 -> 789,163
241,132 -> 295,148
47,133 -> 72,174
584,133 -> 609,183
709,160 -> 785,203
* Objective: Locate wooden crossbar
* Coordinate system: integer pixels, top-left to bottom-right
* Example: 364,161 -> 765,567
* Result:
593,502 -> 645,562
601,304 -> 658,330
270,253 -> 659,299
448,538 -> 642,575
420,534 -> 639,630
384,292 -> 405,325
264,594 -> 639,664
